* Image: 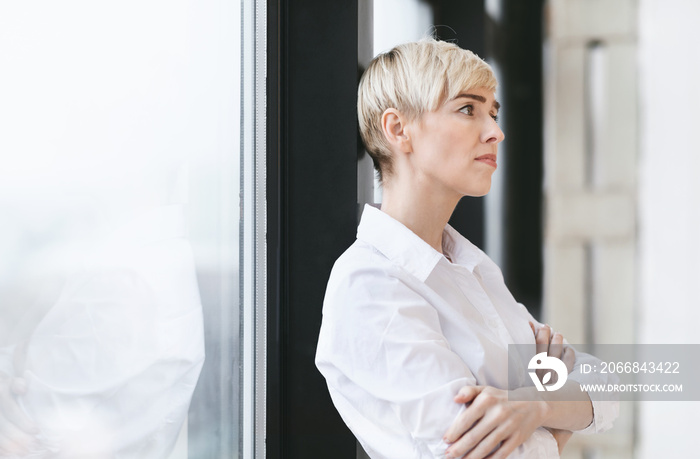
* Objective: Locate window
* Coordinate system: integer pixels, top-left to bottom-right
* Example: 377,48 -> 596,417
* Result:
0,1 -> 266,457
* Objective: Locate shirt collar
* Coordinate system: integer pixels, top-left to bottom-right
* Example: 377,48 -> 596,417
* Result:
441,223 -> 484,272
356,205 -> 444,282
356,205 -> 486,280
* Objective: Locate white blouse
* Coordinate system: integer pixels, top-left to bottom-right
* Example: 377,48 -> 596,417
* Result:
316,205 -> 617,459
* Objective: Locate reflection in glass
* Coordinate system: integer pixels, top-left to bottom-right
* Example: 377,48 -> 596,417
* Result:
0,1 -> 251,457
0,202 -> 205,458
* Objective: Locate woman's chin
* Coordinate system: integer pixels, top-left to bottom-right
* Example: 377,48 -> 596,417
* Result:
462,182 -> 492,198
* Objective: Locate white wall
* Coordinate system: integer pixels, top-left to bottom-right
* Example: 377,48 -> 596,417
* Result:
373,0 -> 433,55
543,1 -> 638,456
638,0 -> 700,457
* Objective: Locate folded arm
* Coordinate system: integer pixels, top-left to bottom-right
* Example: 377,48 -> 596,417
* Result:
317,266 -> 563,458
442,322 -> 596,458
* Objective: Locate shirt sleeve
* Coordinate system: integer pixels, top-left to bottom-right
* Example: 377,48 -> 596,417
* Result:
565,351 -> 620,434
524,311 -> 619,435
317,263 -> 474,458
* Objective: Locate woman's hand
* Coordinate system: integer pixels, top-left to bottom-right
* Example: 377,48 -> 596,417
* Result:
442,385 -> 550,459
442,323 -> 581,458
530,322 -> 575,374
530,322 -> 574,452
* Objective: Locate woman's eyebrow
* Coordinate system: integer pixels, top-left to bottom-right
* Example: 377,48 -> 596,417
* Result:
455,93 -> 500,111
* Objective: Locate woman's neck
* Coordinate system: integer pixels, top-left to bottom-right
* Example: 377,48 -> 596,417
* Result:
380,177 -> 460,254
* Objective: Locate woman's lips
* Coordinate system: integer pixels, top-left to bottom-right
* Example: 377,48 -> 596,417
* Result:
475,154 -> 497,169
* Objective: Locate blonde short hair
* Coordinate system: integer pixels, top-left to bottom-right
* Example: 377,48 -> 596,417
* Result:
358,38 -> 497,182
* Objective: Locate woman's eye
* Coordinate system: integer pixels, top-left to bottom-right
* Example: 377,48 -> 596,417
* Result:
459,104 -> 474,115
491,113 -> 499,122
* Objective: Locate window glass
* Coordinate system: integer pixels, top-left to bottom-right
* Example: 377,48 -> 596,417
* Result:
0,1 -> 264,457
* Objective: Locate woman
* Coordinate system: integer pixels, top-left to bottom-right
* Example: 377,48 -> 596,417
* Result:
315,38 -> 617,458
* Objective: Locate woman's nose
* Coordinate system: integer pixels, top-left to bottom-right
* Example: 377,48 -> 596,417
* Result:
482,118 -> 505,144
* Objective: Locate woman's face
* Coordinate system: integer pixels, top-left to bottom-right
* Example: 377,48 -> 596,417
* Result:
405,86 -> 504,199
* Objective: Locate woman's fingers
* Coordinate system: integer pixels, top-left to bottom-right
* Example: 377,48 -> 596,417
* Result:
446,418 -> 498,458
446,407 -> 504,458
549,332 -> 564,359
460,422 -> 508,459
444,387 -> 487,444
446,409 -> 528,459
562,346 -> 576,373
484,434 -> 521,459
454,385 -> 482,404
446,386 -> 550,459
533,324 -> 569,361
534,325 -> 551,356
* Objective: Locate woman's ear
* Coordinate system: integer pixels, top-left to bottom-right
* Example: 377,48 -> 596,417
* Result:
381,108 -> 412,153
